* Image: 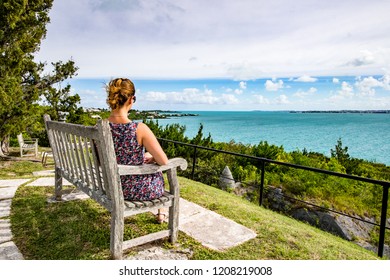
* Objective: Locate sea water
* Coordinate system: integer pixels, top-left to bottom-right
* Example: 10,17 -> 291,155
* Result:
155,111 -> 390,166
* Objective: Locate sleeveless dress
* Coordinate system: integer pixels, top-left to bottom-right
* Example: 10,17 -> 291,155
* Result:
109,122 -> 164,201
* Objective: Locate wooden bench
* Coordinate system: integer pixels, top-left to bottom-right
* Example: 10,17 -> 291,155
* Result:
43,114 -> 187,259
17,133 -> 38,157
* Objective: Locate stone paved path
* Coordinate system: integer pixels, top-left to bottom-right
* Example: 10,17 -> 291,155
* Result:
0,179 -> 28,260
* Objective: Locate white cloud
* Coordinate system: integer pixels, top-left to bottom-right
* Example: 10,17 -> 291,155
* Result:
234,89 -> 243,95
239,81 -> 247,89
345,50 -> 375,67
252,95 -> 270,104
332,78 -> 339,84
226,62 -> 265,80
355,76 -> 384,96
144,87 -> 239,105
293,75 -> 318,82
145,91 -> 168,102
35,0 -> 390,79
221,94 -> 239,104
380,72 -> 390,90
293,87 -> 317,98
265,79 -> 284,91
276,94 -> 289,104
338,81 -> 354,97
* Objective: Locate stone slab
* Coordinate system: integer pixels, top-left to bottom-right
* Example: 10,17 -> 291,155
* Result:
26,177 -> 72,187
0,219 -> 13,244
47,191 -> 90,203
0,186 -> 18,200
0,241 -> 24,260
0,179 -> 30,188
152,198 -> 257,251
178,199 -> 257,251
0,199 -> 12,218
32,170 -> 55,177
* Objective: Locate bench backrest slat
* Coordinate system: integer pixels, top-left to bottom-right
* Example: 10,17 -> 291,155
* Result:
17,134 -> 24,145
89,137 -> 105,195
77,135 -> 87,184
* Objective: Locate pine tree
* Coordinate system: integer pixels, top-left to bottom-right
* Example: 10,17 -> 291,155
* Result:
0,0 -> 79,155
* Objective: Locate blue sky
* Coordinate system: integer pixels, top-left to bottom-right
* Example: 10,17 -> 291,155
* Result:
67,76 -> 390,111
35,0 -> 390,110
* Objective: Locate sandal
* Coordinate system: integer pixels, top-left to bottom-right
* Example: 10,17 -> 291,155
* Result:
156,213 -> 167,224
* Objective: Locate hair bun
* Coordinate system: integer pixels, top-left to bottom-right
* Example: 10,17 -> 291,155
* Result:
106,78 -> 136,110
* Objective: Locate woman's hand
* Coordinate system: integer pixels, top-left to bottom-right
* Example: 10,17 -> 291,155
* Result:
143,152 -> 155,164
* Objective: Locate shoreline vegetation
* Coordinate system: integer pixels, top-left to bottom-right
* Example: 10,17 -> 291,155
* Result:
86,108 -> 390,119
85,108 -> 199,120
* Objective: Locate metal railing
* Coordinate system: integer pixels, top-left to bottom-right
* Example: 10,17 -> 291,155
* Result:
158,137 -> 390,258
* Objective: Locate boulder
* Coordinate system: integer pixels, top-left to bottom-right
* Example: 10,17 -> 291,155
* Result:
219,166 -> 235,190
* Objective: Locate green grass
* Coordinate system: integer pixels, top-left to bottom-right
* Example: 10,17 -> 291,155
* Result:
7,170 -> 380,260
0,147 -> 54,178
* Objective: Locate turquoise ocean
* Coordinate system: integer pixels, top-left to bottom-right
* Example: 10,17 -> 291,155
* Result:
155,111 -> 390,166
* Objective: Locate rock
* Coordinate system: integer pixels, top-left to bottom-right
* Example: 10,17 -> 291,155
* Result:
334,214 -> 375,241
291,208 -> 348,239
266,187 -> 292,212
219,166 -> 235,190
262,185 -> 390,258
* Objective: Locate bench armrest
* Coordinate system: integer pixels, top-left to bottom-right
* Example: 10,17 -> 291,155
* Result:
118,158 -> 188,176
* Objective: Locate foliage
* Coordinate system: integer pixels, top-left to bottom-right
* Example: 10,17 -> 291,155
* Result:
0,0 -> 52,143
40,60 -> 80,121
0,0 -> 80,153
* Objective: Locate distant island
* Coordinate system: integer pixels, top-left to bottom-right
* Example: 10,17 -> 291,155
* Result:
290,110 -> 390,114
85,108 -> 199,120
139,110 -> 199,119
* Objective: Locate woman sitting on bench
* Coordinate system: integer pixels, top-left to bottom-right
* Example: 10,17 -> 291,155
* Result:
106,77 -> 169,223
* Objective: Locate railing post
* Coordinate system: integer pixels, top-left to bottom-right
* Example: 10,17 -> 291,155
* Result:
259,160 -> 265,206
191,146 -> 197,180
378,183 -> 389,258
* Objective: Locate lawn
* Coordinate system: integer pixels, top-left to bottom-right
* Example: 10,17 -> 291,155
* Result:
3,158 -> 380,260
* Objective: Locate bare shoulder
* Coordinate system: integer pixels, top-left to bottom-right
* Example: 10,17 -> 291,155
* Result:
136,122 -> 151,133
135,122 -> 155,141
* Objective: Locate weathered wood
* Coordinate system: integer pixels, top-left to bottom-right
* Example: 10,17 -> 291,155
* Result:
167,168 -> 180,243
122,230 -> 170,250
118,158 -> 188,175
54,167 -> 63,201
17,133 -> 38,157
43,114 -> 187,260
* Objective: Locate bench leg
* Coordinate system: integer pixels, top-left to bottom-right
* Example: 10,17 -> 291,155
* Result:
110,207 -> 124,260
167,168 -> 179,243
169,199 -> 179,243
54,167 -> 63,201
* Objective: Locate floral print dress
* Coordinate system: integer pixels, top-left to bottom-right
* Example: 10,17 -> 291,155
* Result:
109,122 -> 164,201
